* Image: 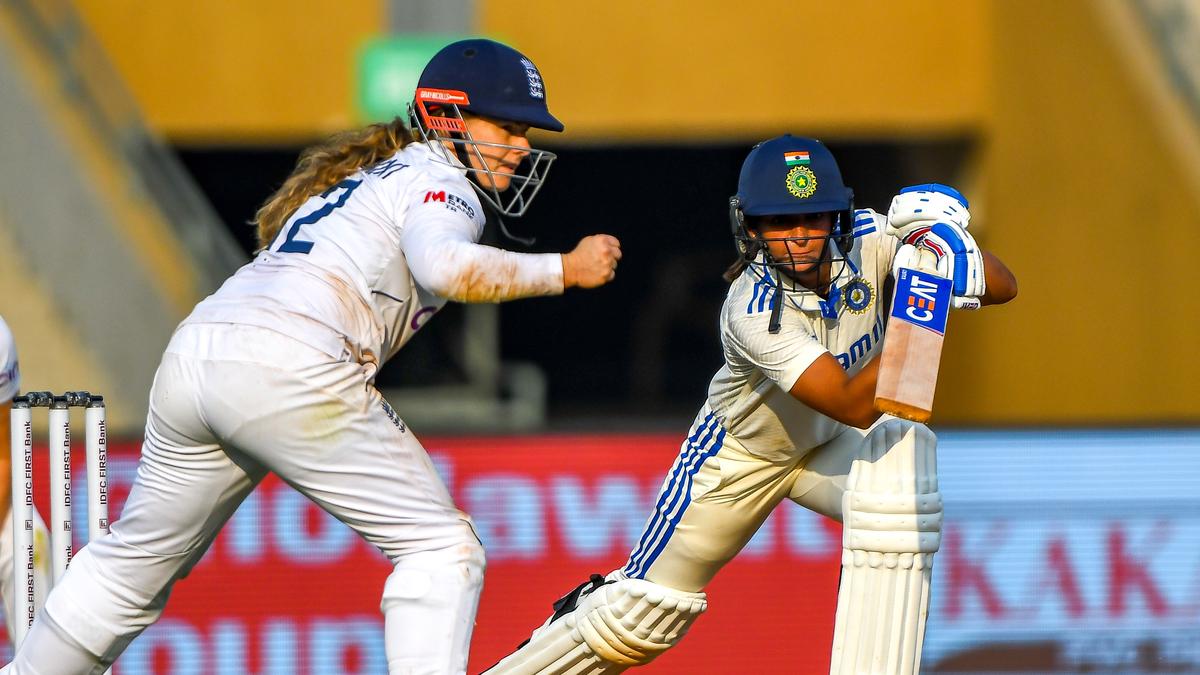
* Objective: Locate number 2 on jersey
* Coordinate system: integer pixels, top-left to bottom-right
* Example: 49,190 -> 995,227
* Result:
274,178 -> 363,254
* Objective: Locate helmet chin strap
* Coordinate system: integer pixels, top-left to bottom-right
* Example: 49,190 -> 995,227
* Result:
768,267 -> 785,334
489,206 -> 537,246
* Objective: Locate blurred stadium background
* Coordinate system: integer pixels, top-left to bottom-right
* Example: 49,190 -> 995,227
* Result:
1,0 -> 1198,672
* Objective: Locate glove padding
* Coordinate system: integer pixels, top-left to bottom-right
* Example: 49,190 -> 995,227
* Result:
886,183 -> 983,309
886,183 -> 971,240
892,223 -> 985,310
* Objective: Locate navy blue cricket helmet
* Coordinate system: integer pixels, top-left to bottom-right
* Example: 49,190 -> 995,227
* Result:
729,135 -> 856,259
417,38 -> 563,132
410,39 -> 562,218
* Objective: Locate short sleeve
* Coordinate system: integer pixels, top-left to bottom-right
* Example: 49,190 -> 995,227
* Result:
0,317 -> 19,402
852,209 -> 900,278
723,309 -> 828,393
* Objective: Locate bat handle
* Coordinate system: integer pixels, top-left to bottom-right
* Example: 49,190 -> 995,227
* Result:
952,296 -> 981,311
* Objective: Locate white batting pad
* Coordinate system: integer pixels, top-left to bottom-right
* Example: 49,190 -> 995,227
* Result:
830,420 -> 942,675
485,576 -> 707,675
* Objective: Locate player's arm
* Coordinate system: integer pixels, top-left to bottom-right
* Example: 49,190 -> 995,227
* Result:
400,202 -> 619,302
788,355 -> 882,429
978,249 -> 1017,306
726,306 -> 884,429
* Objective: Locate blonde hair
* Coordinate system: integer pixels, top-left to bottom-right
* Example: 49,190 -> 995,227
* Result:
254,117 -> 413,251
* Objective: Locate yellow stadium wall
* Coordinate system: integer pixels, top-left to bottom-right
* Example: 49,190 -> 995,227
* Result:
72,0 -> 384,143
479,0 -> 991,140
939,0 -> 1200,423
482,0 -> 988,139
74,0 -> 988,142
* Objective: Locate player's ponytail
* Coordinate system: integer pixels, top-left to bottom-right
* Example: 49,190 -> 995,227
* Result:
723,258 -> 749,283
253,117 -> 413,251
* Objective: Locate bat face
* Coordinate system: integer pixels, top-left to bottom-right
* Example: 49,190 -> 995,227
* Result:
874,268 -> 954,422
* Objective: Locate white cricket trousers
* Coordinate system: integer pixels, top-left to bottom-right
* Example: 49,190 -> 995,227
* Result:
620,409 -> 932,591
5,323 -> 485,675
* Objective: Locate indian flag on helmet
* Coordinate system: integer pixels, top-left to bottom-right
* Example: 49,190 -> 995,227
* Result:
784,151 -> 811,166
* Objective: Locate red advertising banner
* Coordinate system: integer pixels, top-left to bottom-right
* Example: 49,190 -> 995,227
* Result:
9,430 -> 1200,673
10,435 -> 842,674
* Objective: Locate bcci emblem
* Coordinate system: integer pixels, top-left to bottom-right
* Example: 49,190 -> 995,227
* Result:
785,166 -> 818,199
844,279 -> 873,314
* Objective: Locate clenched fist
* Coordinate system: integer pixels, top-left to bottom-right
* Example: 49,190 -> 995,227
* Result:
562,235 -> 622,289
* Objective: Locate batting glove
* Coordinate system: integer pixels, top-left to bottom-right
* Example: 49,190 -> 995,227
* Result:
893,223 -> 985,310
885,183 -> 971,240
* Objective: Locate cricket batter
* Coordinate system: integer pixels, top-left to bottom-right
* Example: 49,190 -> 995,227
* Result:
4,39 -> 620,674
486,136 -> 1017,674
0,317 -> 50,649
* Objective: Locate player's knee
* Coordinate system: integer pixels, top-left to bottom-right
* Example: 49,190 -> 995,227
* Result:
381,538 -> 484,612
865,417 -> 935,461
847,420 -> 942,557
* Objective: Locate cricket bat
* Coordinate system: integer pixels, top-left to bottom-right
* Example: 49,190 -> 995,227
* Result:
874,267 -> 954,422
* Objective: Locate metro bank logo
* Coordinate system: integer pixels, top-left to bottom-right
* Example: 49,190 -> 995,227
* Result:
892,267 -> 951,335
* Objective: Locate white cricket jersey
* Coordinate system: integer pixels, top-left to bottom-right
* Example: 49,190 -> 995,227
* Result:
0,315 -> 18,402
705,210 -> 899,461
184,142 -> 564,377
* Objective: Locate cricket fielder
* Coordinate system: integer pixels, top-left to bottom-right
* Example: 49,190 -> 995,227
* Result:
486,136 -> 1017,674
3,39 -> 620,674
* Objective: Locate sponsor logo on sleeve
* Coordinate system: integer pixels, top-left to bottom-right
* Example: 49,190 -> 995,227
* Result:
424,190 -> 477,220
446,193 -> 477,220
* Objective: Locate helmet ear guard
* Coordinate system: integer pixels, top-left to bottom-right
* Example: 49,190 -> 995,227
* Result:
729,195 -> 771,263
729,195 -> 749,257
730,194 -> 785,334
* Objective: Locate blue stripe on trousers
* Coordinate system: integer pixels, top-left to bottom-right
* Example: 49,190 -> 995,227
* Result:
623,413 -> 715,576
623,414 -> 716,577
624,416 -> 725,579
632,428 -> 726,578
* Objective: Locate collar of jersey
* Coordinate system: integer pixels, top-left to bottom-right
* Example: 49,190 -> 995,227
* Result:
418,140 -> 470,173
747,242 -> 862,319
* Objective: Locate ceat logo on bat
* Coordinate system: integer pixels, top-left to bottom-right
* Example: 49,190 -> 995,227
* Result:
892,268 -> 951,335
